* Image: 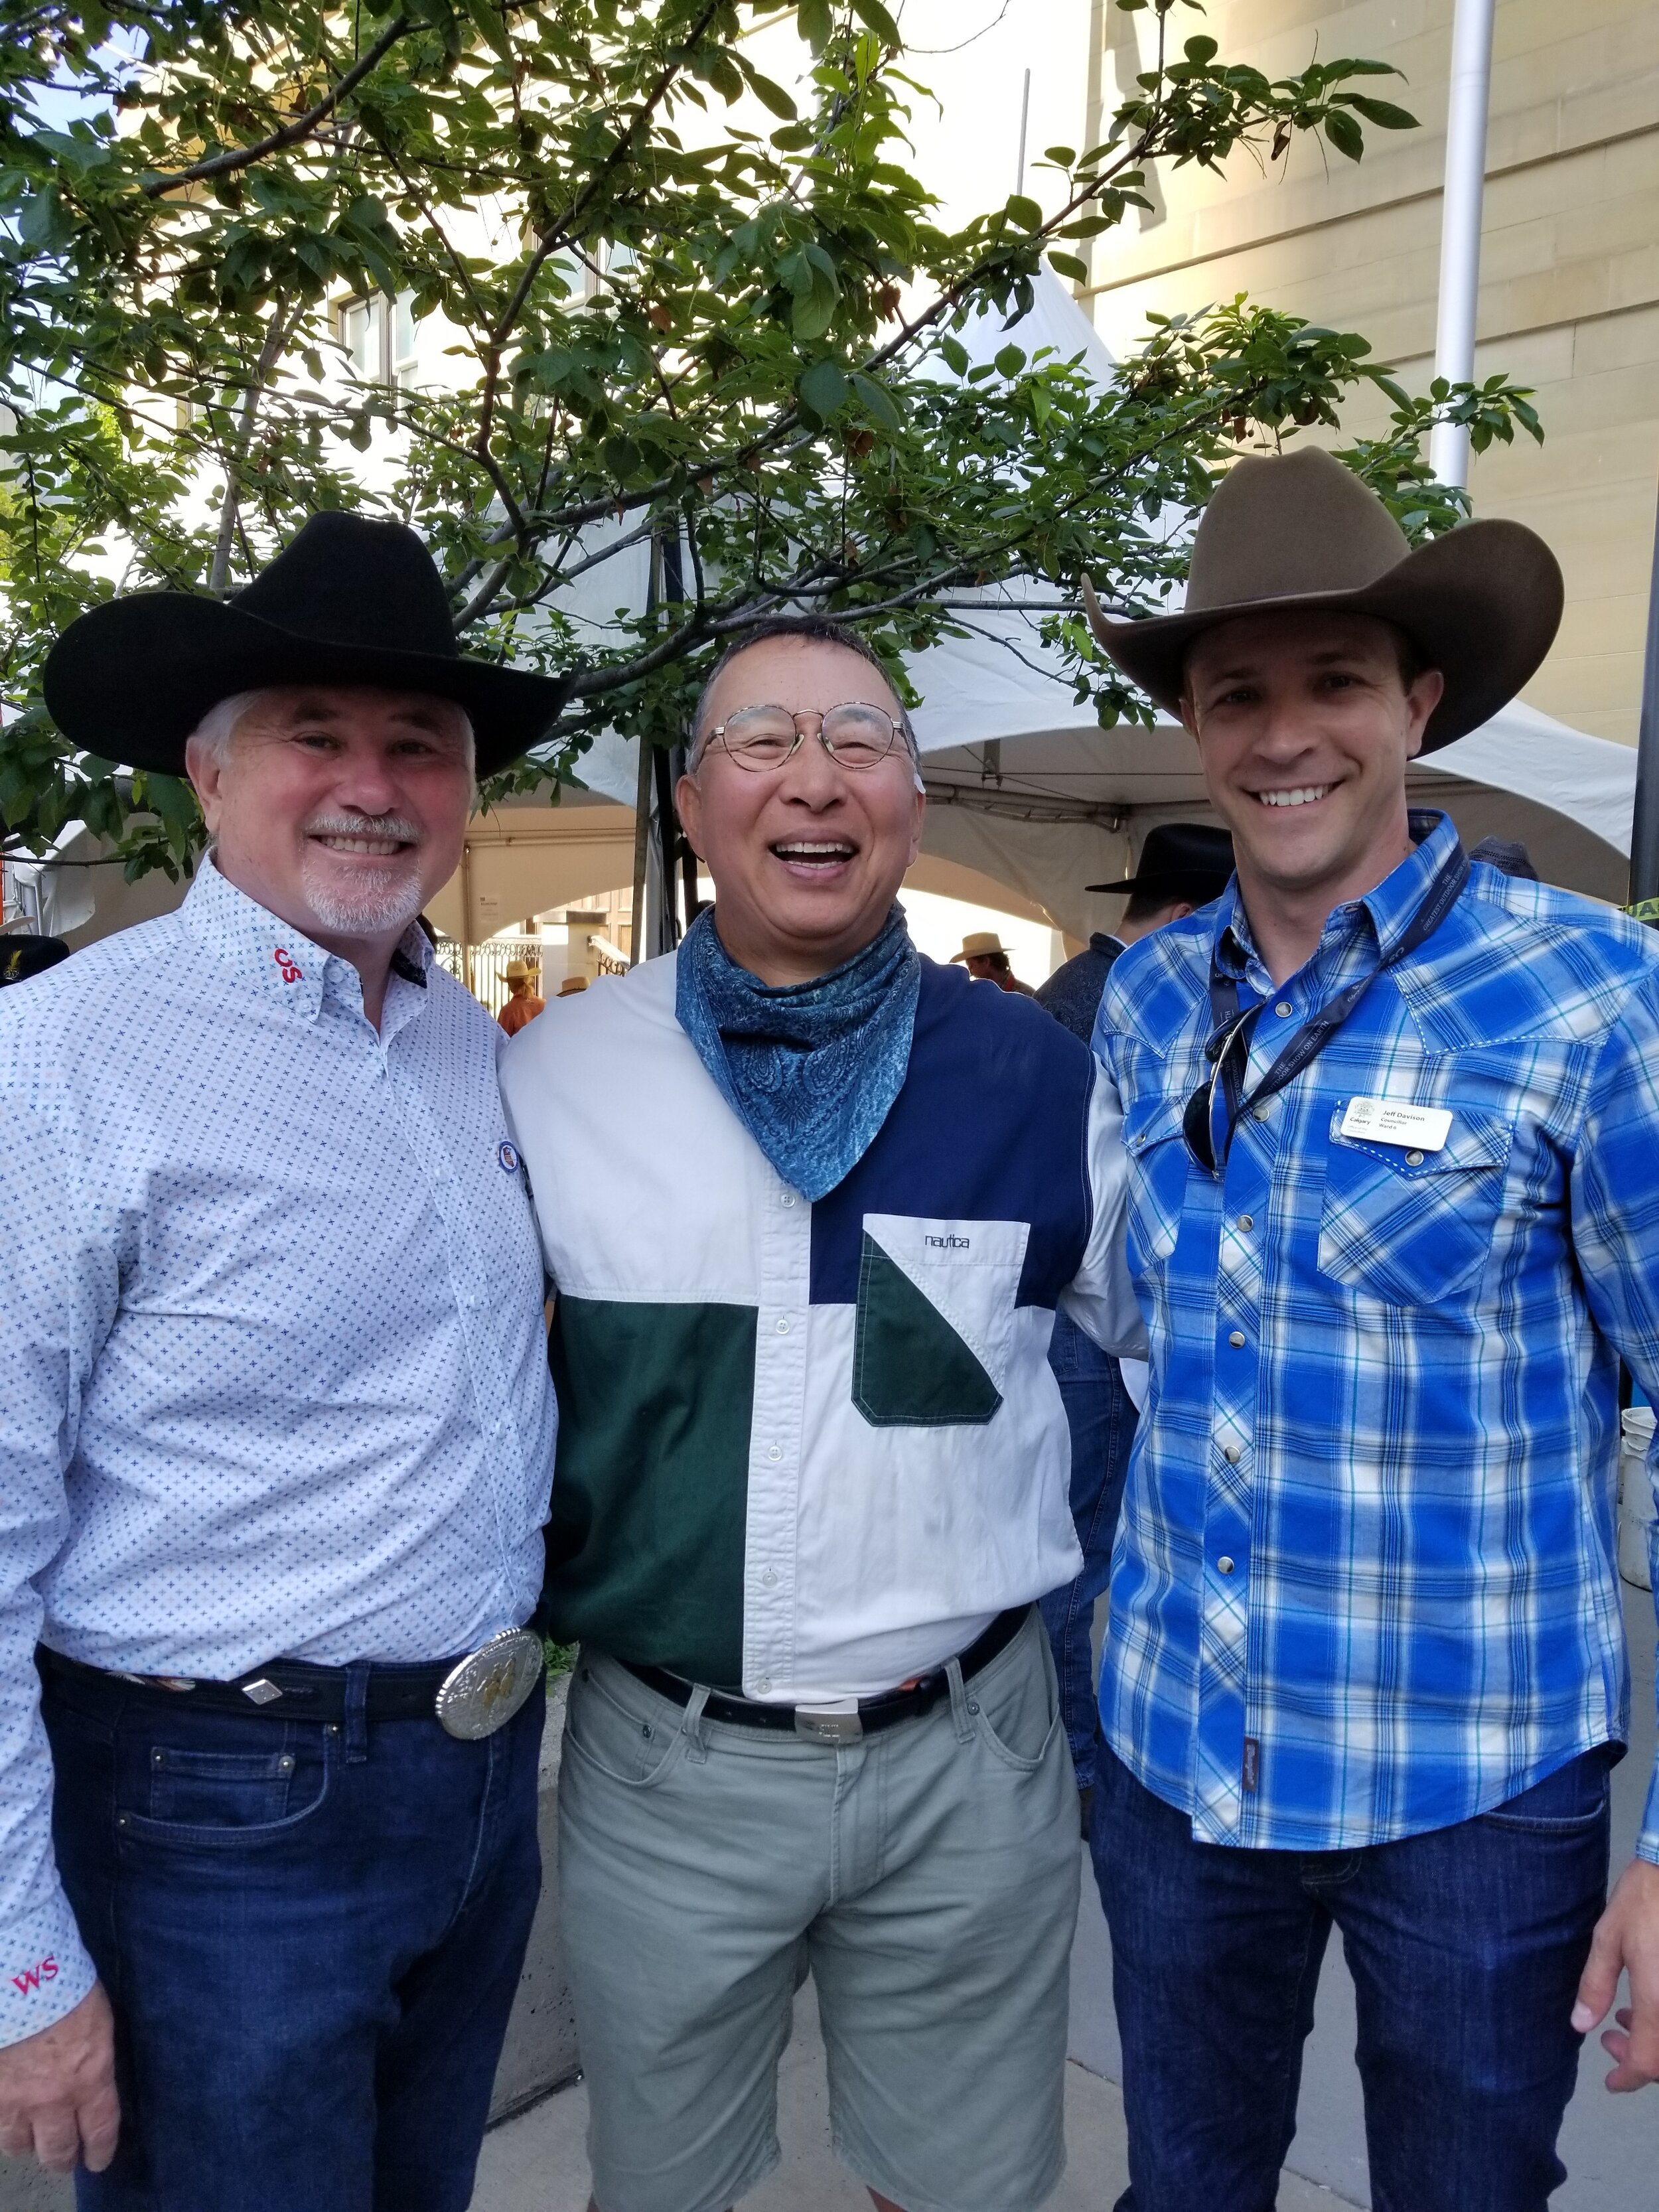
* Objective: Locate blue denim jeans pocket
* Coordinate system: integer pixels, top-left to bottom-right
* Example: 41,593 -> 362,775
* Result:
1477,1744 -> 1617,1833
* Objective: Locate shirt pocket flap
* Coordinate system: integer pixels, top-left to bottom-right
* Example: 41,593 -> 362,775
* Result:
1325,1102 -> 1514,1177
1123,1092 -> 1190,1159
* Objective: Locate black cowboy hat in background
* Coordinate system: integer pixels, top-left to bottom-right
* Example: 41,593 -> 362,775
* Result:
1088,822 -> 1235,905
43,513 -> 574,779
1080,447 -> 1563,753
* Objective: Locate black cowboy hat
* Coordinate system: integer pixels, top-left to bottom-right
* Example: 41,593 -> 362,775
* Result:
42,512 -> 573,778
1080,447 -> 1563,753
1088,822 -> 1235,903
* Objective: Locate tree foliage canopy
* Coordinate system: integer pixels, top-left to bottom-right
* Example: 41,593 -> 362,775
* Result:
0,0 -> 1542,875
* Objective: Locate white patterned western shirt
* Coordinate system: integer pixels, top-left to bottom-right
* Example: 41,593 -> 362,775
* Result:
1094,812 -> 1659,1860
0,859 -> 556,2045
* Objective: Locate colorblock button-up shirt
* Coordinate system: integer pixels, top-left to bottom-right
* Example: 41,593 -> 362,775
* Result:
0,860 -> 556,2045
1095,814 -> 1659,1860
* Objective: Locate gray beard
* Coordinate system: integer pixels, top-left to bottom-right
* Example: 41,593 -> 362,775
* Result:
297,856 -> 427,940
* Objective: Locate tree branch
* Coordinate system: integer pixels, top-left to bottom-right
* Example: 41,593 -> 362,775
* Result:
142,17 -> 411,198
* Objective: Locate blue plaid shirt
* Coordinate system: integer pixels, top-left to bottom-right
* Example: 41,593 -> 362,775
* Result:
1094,812 -> 1659,1859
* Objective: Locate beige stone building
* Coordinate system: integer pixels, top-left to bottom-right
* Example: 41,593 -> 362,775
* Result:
1077,0 -> 1659,745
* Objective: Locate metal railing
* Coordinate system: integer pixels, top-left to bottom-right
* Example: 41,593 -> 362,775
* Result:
433,934 -> 545,1017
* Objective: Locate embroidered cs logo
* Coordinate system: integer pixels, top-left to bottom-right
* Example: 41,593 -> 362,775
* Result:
273,947 -> 303,984
498,1140 -> 521,1175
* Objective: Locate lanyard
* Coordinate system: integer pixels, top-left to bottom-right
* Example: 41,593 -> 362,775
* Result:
1183,838 -> 1470,1176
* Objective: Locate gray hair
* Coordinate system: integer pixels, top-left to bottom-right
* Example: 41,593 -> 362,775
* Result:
686,616 -> 920,773
184,686 -> 476,771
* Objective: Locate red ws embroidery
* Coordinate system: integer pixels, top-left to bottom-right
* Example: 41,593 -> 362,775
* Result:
10,1954 -> 58,1996
274,947 -> 303,984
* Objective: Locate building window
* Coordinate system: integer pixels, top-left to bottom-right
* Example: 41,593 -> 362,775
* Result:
338,294 -> 387,384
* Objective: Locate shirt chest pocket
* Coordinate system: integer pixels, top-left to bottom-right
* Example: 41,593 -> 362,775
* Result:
1317,1103 -> 1514,1309
1122,1094 -> 1193,1272
853,1213 -> 1029,1428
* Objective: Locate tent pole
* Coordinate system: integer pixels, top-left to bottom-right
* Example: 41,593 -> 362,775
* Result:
1630,488 -> 1659,905
1427,0 -> 1495,493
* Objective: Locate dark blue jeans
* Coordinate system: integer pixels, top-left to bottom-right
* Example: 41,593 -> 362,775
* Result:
41,1659 -> 545,2212
1090,1738 -> 1615,2212
1039,1310 -> 1137,1789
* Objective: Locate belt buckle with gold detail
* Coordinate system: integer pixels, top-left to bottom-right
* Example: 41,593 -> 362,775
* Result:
434,1629 -> 543,1741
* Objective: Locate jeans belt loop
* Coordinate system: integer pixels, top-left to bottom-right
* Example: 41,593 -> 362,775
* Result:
682,1681 -> 712,1763
344,1659 -> 372,1764
946,1655 -> 975,1745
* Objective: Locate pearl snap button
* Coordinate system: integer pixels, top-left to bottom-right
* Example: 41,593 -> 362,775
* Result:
1275,1002 -> 1292,1018
1238,1215 -> 1254,1230
1406,1149 -> 1424,1166
1228,1330 -> 1246,1349
1223,1445 -> 1240,1463
1218,1555 -> 1236,1575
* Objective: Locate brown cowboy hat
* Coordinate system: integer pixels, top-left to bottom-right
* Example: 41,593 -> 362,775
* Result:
950,931 -> 1013,962
1080,447 -> 1563,753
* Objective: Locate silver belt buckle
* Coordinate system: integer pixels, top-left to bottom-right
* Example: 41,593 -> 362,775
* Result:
794,1698 -> 863,1745
435,1629 -> 543,1741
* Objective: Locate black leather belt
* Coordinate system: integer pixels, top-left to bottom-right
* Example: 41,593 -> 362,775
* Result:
616,1604 -> 1030,1744
38,1645 -> 462,1724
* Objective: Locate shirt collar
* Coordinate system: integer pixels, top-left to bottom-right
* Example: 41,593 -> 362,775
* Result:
180,857 -> 432,1025
1212,810 -> 1458,985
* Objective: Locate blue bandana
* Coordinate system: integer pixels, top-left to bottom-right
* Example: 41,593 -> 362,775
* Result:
675,905 -> 921,1202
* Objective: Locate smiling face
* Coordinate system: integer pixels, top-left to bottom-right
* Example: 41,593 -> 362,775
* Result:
186,685 -> 474,960
1181,611 -> 1444,923
676,635 -> 925,986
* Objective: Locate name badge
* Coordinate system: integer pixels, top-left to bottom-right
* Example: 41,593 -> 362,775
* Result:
1339,1096 -> 1452,1152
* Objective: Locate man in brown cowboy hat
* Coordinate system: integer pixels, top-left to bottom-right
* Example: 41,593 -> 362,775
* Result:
950,929 -> 1035,995
1078,447 -> 1659,2210
499,954 -> 546,1036
0,514 -> 565,2207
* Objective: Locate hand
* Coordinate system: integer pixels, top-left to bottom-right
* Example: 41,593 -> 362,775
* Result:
0,1983 -> 119,2173
1573,1856 -> 1659,2091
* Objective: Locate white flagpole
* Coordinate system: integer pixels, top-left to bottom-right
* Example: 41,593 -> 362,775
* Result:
1427,0 -> 1496,492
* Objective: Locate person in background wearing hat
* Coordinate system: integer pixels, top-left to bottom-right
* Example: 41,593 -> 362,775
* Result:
0,514 -> 565,2209
1034,823 -> 1234,1822
499,954 -> 547,1036
501,613 -> 1143,2212
950,928 -> 1035,994
1078,445 -> 1659,2210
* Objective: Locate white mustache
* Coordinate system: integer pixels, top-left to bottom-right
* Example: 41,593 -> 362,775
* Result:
303,811 -> 423,848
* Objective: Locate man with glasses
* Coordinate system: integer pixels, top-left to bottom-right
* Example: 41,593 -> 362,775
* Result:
1081,447 -> 1659,2211
500,614 -> 1142,2212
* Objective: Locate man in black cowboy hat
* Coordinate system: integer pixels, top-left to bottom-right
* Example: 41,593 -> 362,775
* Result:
1034,822 -> 1234,1822
1037,821 -> 1236,1046
1080,446 -> 1659,2210
0,514 -> 566,2209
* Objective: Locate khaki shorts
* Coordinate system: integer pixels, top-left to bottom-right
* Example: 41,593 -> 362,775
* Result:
557,1607 -> 1080,2212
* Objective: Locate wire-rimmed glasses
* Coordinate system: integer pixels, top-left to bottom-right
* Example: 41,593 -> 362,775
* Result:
699,703 -> 910,773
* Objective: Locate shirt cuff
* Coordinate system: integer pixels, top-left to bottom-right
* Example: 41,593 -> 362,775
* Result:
0,1894 -> 97,2051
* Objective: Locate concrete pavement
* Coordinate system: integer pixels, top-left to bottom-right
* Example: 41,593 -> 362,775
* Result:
469,1980 -> 1364,2212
